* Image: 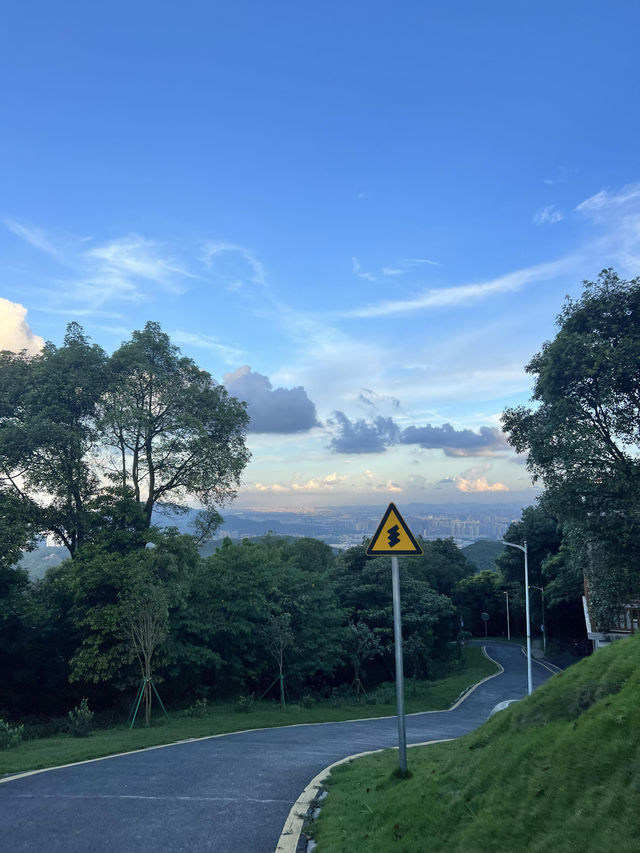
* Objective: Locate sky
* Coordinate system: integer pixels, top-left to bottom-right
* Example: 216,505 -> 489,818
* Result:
2,1 -> 640,510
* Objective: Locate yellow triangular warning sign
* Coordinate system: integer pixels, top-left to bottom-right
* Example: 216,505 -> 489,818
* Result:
366,503 -> 423,556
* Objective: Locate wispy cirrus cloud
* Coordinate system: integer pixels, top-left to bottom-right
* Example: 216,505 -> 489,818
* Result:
575,183 -> 640,214
4,219 -> 198,313
170,331 -> 245,365
201,242 -> 267,290
352,256 -> 377,281
533,205 -> 563,225
345,258 -> 571,318
574,183 -> 640,272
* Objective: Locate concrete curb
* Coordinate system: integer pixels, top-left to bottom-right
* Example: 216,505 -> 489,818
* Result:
0,648 -> 503,787
274,645 -> 504,853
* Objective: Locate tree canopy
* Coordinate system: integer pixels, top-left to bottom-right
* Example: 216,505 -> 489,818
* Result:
0,322 -> 251,556
502,269 -> 640,622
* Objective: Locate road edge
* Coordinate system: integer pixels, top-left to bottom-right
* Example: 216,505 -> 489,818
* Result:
274,644 -> 504,853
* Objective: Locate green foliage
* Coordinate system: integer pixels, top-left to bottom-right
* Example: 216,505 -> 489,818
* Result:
502,269 -> 640,621
183,697 -> 208,717
0,321 -> 250,556
453,570 -> 506,636
233,694 -> 256,713
461,540 -> 505,573
67,698 -> 94,737
0,719 -> 24,749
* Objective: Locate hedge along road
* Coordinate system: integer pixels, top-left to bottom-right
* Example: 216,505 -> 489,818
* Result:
0,643 -> 555,853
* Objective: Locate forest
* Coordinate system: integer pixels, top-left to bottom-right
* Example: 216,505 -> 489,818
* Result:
2,269 -> 640,732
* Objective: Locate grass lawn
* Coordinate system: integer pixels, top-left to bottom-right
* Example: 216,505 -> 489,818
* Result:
308,633 -> 640,853
0,645 -> 497,776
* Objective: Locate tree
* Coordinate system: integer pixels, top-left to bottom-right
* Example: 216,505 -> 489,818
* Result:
99,322 -> 250,537
502,269 -> 640,621
124,582 -> 169,726
0,324 -> 108,556
0,322 -> 251,555
345,621 -> 381,695
263,612 -> 293,709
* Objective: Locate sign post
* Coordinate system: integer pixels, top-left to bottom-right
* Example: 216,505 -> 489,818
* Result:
366,503 -> 423,775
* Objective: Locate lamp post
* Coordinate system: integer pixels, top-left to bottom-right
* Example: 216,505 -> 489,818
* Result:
529,584 -> 546,655
501,539 -> 532,696
503,590 -> 511,641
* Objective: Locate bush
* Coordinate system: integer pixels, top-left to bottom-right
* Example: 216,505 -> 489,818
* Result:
301,693 -> 315,709
183,697 -> 208,717
67,698 -> 94,737
0,719 -> 24,749
233,694 -> 255,713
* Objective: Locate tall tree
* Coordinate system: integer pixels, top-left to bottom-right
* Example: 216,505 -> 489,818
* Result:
99,322 -> 250,537
502,269 -> 640,622
0,322 -> 251,555
0,324 -> 107,555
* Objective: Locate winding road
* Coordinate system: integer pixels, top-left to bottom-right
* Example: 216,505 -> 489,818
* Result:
0,643 -> 557,852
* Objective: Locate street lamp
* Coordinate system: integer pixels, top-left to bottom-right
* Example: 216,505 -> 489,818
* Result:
501,539 -> 533,696
529,584 -> 546,655
503,590 -> 511,641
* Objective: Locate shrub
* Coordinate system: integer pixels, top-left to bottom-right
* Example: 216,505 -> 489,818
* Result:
233,694 -> 255,713
0,719 -> 24,749
301,694 -> 315,709
67,698 -> 94,737
183,697 -> 208,717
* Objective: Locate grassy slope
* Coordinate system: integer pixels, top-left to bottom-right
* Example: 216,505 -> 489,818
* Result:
0,645 -> 497,775
310,634 -> 640,853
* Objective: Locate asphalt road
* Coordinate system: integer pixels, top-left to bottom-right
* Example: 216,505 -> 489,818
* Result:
0,644 -> 555,852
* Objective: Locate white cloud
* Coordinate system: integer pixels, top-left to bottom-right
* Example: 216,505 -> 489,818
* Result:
202,242 -> 267,288
171,330 -> 244,364
456,475 -> 509,493
455,463 -> 509,493
5,220 -> 198,311
85,237 -> 194,291
533,205 -> 563,225
351,256 -> 377,281
0,299 -> 44,354
5,219 -> 66,259
575,184 -> 640,214
345,258 -> 572,318
574,183 -> 640,274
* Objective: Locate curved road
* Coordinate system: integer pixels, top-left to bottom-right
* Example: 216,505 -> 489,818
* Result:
0,644 -> 555,852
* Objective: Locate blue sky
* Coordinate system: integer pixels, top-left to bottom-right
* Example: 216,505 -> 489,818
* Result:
2,1 -> 640,509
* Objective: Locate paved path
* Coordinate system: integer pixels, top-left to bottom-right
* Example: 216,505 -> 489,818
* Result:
0,644 -> 554,852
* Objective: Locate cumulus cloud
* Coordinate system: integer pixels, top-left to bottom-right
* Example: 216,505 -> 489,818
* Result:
0,299 -> 44,354
400,423 -> 507,457
329,412 -> 400,454
224,366 -> 319,434
455,464 -> 509,493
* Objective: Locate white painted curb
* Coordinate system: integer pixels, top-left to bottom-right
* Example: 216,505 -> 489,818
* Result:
275,645 -> 504,852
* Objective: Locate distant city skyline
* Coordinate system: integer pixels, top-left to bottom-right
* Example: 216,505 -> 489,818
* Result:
2,2 -> 639,509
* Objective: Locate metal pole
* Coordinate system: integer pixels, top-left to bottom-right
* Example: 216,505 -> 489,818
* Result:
501,540 -> 532,696
391,556 -> 407,774
504,591 -> 511,641
524,541 -> 533,696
